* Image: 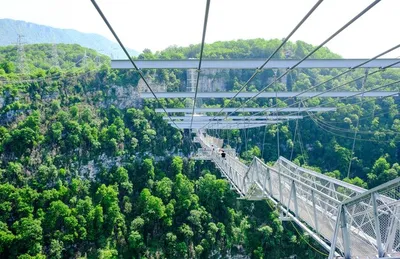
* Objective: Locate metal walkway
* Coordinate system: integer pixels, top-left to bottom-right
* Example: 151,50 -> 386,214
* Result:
193,133 -> 400,259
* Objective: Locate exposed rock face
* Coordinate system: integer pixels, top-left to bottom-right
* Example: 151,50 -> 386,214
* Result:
186,69 -> 227,92
0,109 -> 25,125
78,154 -> 123,180
42,92 -> 59,102
101,70 -> 228,109
100,85 -> 141,109
137,78 -> 166,93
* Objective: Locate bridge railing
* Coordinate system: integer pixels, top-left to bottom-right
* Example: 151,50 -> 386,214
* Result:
244,157 -> 349,253
329,177 -> 400,258
277,157 -> 365,200
195,133 -> 400,258
210,153 -> 341,253
213,153 -> 248,195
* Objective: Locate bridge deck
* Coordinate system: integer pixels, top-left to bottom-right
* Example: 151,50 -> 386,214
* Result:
195,133 -> 400,258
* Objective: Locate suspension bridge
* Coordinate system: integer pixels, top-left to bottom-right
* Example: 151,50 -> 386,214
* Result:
90,0 -> 400,257
191,132 -> 400,258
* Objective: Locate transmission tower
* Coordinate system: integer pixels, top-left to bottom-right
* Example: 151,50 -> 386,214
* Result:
16,34 -> 29,74
51,43 -> 60,68
95,49 -> 104,67
95,55 -> 101,67
82,50 -> 88,69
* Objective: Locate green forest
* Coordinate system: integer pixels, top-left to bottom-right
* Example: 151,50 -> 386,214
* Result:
0,40 -> 399,258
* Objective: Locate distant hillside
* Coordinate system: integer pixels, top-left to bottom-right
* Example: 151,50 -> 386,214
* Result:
0,43 -> 109,74
0,19 -> 139,58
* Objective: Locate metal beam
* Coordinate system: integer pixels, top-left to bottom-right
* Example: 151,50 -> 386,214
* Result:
164,115 -> 303,121
140,91 -> 399,99
171,123 -> 275,129
112,59 -> 400,69
341,205 -> 351,258
169,121 -> 282,129
311,190 -> 319,232
155,107 -> 337,113
372,193 -> 384,257
342,177 -> 400,206
168,120 -> 281,125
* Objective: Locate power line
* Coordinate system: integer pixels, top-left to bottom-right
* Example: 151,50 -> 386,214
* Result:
359,109 -> 398,122
311,115 -> 399,135
199,0 -> 324,130
241,79 -> 399,161
261,123 -> 268,159
347,70 -> 368,178
309,107 -> 390,124
298,87 -> 400,143
90,0 -> 182,130
221,0 -> 381,120
0,55 -> 98,84
190,0 -> 211,130
306,112 -> 399,143
290,103 -> 301,161
250,54 -> 400,118
249,43 -> 400,117
0,69 -> 98,84
294,79 -> 400,121
242,54 -> 400,124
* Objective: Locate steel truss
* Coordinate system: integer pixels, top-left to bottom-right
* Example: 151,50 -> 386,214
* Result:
195,133 -> 400,258
155,107 -> 337,113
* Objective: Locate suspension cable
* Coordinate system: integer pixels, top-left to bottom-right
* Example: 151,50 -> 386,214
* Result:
297,123 -> 308,164
306,109 -> 400,143
221,0 -> 381,119
301,87 -> 400,143
311,114 -> 399,135
261,123 -> 268,159
274,70 -> 281,159
249,49 -> 400,118
207,68 -> 398,132
304,88 -> 400,123
190,0 -> 211,130
90,0 -> 182,130
347,70 -> 368,178
199,0 -> 325,130
290,103 -> 301,161
0,55 -> 100,84
291,78 -> 400,120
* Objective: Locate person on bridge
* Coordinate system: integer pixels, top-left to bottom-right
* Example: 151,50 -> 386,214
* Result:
221,150 -> 226,159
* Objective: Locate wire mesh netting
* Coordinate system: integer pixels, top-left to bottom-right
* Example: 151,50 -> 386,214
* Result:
195,133 -> 400,258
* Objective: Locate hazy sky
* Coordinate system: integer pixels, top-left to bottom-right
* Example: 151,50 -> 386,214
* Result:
1,0 -> 400,58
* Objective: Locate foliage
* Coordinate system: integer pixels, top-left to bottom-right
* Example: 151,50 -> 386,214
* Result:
1,39 -> 398,258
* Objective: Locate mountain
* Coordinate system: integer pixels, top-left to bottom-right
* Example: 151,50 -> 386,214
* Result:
0,39 -> 399,258
0,18 -> 139,58
0,41 -> 326,258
